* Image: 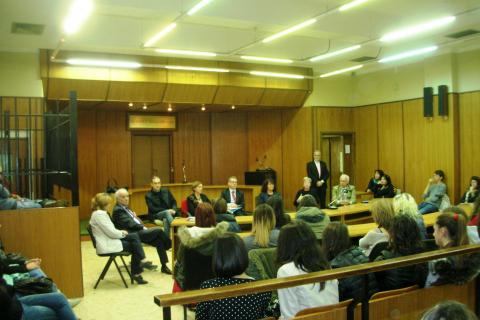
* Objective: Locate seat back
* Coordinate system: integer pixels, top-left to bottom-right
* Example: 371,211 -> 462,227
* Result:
183,247 -> 215,291
180,199 -> 189,217
369,285 -> 418,301
294,299 -> 353,320
86,224 -> 97,249
368,241 -> 389,261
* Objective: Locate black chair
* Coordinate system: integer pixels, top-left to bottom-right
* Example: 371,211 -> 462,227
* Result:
86,225 -> 133,289
368,241 -> 389,261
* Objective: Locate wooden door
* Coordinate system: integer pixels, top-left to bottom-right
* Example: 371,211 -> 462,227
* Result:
132,135 -> 171,188
151,136 -> 171,184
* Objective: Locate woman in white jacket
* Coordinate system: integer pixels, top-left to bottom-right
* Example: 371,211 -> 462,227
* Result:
89,193 -> 155,284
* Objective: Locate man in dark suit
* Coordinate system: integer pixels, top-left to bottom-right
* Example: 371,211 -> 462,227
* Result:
219,176 -> 245,215
145,176 -> 179,237
306,150 -> 330,208
112,188 -> 172,274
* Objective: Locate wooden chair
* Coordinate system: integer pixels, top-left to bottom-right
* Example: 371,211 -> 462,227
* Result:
180,199 -> 189,217
86,225 -> 133,289
293,299 -> 354,320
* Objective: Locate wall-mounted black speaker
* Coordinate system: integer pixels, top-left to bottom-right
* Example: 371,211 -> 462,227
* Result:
423,87 -> 433,117
438,85 -> 449,117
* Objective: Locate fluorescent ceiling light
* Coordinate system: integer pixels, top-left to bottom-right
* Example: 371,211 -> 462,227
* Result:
187,0 -> 212,16
240,56 -> 293,63
339,0 -> 369,11
155,49 -> 217,57
165,65 -> 230,73
263,19 -> 317,43
66,59 -> 142,69
144,23 -> 177,47
380,16 -> 456,42
250,71 -> 305,79
320,65 -> 363,78
63,0 -> 93,35
310,45 -> 361,62
378,46 -> 438,63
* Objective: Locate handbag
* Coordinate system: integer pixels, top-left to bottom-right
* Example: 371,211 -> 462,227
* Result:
13,277 -> 54,296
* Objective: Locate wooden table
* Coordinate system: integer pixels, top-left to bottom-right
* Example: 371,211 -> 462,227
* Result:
323,202 -> 373,223
128,183 -> 261,215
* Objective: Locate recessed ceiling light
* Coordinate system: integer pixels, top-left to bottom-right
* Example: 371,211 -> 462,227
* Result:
378,46 -> 438,63
380,16 -> 456,42
201,105 -> 206,111
187,0 -> 213,16
310,45 -> 361,62
155,49 -> 217,57
144,23 -> 177,47
142,104 -> 147,110
63,0 -> 93,35
263,19 -> 317,43
66,59 -> 142,69
319,65 -> 363,78
128,102 -> 133,107
250,71 -> 305,79
231,105 -> 236,110
168,104 -> 173,112
165,65 -> 229,73
240,56 -> 293,63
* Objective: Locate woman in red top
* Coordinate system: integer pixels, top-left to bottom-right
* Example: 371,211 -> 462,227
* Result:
467,196 -> 480,226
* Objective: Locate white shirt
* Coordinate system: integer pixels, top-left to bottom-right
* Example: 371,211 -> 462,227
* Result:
277,261 -> 339,319
314,160 -> 321,177
359,228 -> 389,256
228,188 -> 237,204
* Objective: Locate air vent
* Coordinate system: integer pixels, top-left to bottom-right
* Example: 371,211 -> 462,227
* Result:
350,56 -> 376,63
446,29 -> 479,39
11,22 -> 45,35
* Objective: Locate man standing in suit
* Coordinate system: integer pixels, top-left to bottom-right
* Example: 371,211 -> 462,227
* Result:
112,188 -> 172,275
307,150 -> 330,208
219,176 -> 245,215
145,176 -> 179,237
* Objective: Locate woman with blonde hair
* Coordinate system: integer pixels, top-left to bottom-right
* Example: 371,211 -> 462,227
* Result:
359,199 -> 395,256
393,192 -> 427,239
89,193 -> 155,284
243,204 -> 278,251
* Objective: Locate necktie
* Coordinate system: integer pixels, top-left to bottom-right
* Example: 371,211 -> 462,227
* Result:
231,190 -> 236,202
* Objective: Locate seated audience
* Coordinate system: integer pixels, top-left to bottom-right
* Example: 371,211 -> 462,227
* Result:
0,174 -> 40,210
145,176 -> 179,237
373,174 -> 396,198
467,197 -> 480,243
421,300 -> 478,320
359,199 -> 394,256
267,195 -> 291,230
425,208 -> 480,287
460,176 -> 480,204
293,177 -> 318,208
187,181 -> 211,216
196,233 -> 271,320
219,176 -> 245,216
0,278 -> 22,320
295,195 -> 330,240
243,204 -> 279,251
213,198 -> 241,232
375,214 -> 427,291
90,193 -> 156,285
418,170 -> 447,214
322,222 -> 378,302
257,178 -> 281,205
366,169 -> 384,193
276,221 -> 339,319
331,174 -> 356,206
174,203 -> 229,291
112,188 -> 172,275
393,192 -> 427,239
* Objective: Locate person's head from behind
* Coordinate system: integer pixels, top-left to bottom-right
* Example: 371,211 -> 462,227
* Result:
299,194 -> 319,209
433,170 -> 445,183
261,178 -> 276,193
213,198 -> 228,215
192,181 -> 203,194
212,233 -> 249,278
303,177 -> 312,190
393,192 -> 420,218
434,208 -> 468,249
266,195 -> 287,227
277,221 -> 329,274
371,199 -> 395,230
339,174 -> 350,188
469,176 -> 480,190
195,202 -> 216,228
380,174 -> 392,186
115,188 -> 129,206
252,204 -> 276,247
421,300 -> 478,320
374,169 -> 385,181
388,214 -> 422,255
91,193 -> 112,212
322,222 -> 350,261
227,176 -> 238,190
151,176 -> 162,192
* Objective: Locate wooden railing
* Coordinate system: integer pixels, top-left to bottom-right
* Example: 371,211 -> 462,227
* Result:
154,244 -> 480,320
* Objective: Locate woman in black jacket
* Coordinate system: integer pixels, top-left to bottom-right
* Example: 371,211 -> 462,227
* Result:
374,174 -> 396,198
322,222 -> 378,302
374,214 -> 427,291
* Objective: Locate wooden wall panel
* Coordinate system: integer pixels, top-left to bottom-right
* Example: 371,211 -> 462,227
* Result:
403,97 -> 459,203
353,106 -> 378,192
0,207 -> 83,298
211,112 -> 248,185
95,110 -> 132,192
77,109 -> 97,219
377,102 -> 405,191
247,111 -> 283,194
459,91 -> 480,194
172,112 -> 212,185
281,108 -> 313,211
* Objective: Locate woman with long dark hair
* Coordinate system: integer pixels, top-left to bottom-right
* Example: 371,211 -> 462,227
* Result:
257,178 -> 281,205
373,174 -> 395,198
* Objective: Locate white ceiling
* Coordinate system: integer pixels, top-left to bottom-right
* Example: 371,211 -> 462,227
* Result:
1,0 -> 480,75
